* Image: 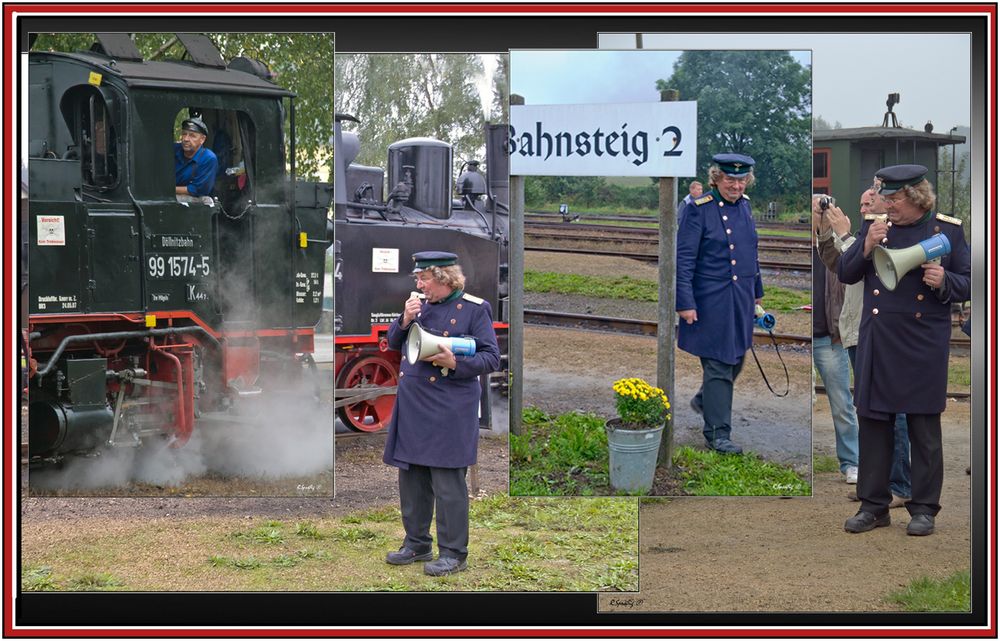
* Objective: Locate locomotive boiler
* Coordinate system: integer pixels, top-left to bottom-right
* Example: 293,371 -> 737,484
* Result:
333,115 -> 509,432
24,34 -> 332,461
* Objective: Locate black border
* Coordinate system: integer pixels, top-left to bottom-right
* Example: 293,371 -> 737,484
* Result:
10,7 -> 994,634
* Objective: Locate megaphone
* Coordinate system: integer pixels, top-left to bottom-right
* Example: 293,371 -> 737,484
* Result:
754,304 -> 776,331
405,323 -> 476,376
873,233 -> 951,291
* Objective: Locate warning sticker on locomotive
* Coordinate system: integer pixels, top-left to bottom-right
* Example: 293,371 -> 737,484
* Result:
371,248 -> 399,273
37,216 -> 66,246
147,254 -> 211,279
295,271 -> 322,305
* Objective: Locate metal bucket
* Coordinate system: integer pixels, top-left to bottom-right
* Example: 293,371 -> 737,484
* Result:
605,419 -> 664,494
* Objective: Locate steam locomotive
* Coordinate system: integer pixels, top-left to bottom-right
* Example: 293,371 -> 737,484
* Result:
333,115 -> 509,432
24,34 -> 332,461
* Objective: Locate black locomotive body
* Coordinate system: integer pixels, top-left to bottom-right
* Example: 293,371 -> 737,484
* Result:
333,116 -> 509,432
24,35 -> 331,460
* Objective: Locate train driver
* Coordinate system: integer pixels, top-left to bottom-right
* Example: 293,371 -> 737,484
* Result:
839,164 -> 970,536
174,116 -> 218,198
382,251 -> 501,576
676,153 -> 763,455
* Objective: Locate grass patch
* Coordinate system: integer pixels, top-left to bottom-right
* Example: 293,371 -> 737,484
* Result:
888,570 -> 970,611
342,505 -> 400,524
229,525 -> 285,546
510,409 -> 610,496
674,446 -> 810,496
525,270 -> 809,312
813,454 -> 840,474
294,522 -> 326,540
66,572 -> 125,591
21,566 -> 58,591
21,497 -> 638,592
525,271 -> 659,302
948,362 -> 971,388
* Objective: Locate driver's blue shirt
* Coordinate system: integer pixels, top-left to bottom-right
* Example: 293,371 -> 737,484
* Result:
174,143 -> 218,197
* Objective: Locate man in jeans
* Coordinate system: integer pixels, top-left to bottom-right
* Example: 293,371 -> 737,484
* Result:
811,195 -> 859,484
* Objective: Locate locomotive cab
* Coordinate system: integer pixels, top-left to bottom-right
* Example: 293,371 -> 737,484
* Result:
25,35 -> 332,461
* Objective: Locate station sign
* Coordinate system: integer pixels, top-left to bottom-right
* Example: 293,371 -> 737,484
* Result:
510,101 -> 697,177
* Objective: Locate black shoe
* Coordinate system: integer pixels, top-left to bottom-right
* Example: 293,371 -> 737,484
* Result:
385,547 -> 433,565
707,438 -> 742,454
690,397 -> 703,416
844,510 -> 890,533
423,556 -> 467,576
906,514 -> 935,536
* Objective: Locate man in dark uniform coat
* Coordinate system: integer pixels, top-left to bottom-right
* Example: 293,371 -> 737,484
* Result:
676,153 -> 764,454
382,251 -> 501,575
839,165 -> 970,536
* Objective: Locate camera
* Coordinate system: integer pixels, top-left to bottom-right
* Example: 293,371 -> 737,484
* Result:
819,196 -> 835,211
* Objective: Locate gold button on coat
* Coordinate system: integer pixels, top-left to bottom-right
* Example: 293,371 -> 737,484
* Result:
872,308 -> 879,315
915,312 -> 922,319
456,303 -> 463,309
450,319 -> 457,325
916,294 -> 924,301
443,331 -> 449,337
873,289 -> 880,296
731,259 -> 737,265
722,215 -> 728,221
729,244 -> 735,250
429,376 -> 436,382
726,229 -> 732,235
732,275 -> 738,281
934,226 -> 940,233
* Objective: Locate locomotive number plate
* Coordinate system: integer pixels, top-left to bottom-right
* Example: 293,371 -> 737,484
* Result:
147,254 -> 211,279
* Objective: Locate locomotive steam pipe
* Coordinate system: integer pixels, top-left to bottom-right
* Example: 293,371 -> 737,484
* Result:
33,326 -> 219,379
148,341 -> 189,445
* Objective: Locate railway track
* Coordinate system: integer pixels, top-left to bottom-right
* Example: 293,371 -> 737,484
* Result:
524,308 -> 971,351
524,245 -> 812,271
526,210 -> 811,231
525,231 -> 811,255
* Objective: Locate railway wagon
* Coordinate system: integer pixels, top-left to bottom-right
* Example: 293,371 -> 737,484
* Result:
24,34 -> 332,461
333,115 -> 509,432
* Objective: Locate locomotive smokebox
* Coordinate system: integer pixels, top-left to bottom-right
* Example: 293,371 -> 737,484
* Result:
388,138 -> 452,219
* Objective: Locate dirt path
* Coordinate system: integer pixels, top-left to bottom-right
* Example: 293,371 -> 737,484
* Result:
523,326 -> 812,470
599,400 -> 971,612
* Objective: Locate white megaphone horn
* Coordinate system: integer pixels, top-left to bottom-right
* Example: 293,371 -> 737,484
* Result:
405,323 -> 477,376
873,233 -> 951,291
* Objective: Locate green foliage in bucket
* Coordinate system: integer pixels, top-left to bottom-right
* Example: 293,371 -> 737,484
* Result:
611,378 -> 671,430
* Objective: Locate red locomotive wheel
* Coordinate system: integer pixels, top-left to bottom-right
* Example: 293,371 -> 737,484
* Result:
336,355 -> 398,433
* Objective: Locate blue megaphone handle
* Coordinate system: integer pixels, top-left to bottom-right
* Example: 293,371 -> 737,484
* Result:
755,313 -> 776,331
920,233 -> 951,261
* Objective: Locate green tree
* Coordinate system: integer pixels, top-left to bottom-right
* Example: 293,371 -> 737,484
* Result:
491,54 -> 510,124
30,32 -> 333,180
335,54 -> 491,177
656,51 -> 812,210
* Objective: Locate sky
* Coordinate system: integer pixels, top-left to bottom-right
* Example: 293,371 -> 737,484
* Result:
597,32 -> 971,131
511,49 -> 811,107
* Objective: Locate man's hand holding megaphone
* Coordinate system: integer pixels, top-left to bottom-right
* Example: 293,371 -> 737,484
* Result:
422,342 -> 457,371
401,293 -> 423,328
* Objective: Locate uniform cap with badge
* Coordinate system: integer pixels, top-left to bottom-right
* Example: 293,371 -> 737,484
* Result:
713,153 -> 755,177
181,117 -> 209,137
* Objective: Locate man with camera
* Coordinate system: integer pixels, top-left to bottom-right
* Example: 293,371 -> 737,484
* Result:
836,165 -> 970,536
811,194 -> 859,485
